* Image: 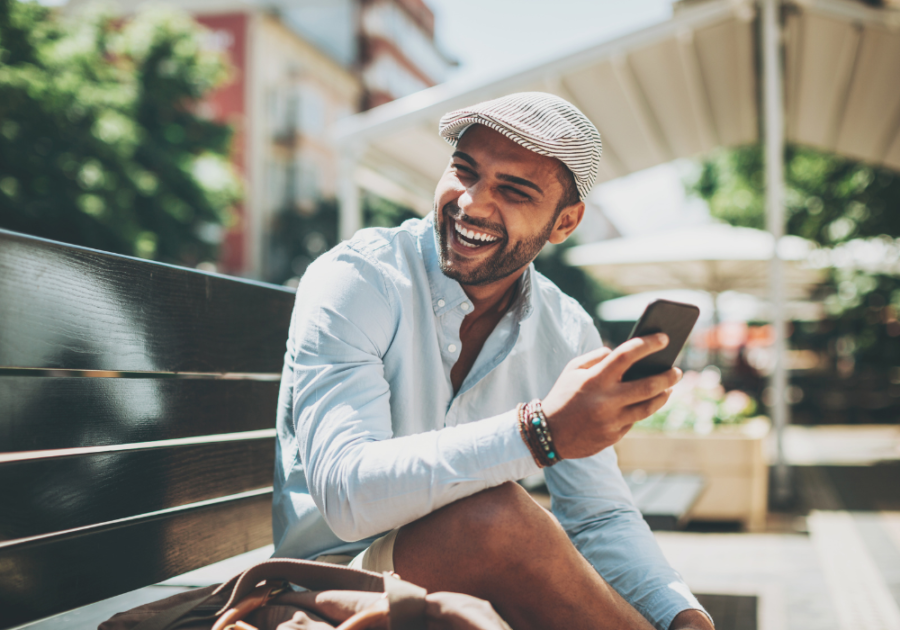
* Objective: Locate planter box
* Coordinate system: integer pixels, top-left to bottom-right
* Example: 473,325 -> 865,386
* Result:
614,418 -> 770,531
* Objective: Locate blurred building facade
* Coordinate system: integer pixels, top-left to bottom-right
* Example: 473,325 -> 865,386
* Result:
66,0 -> 455,279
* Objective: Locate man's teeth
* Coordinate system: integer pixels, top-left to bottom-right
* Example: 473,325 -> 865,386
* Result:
454,221 -> 499,245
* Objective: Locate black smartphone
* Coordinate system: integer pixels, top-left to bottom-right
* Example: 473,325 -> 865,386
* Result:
621,299 -> 701,382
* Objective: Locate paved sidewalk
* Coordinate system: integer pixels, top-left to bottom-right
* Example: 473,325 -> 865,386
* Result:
658,511 -> 900,630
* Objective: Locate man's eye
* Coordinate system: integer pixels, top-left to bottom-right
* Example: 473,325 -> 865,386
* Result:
503,187 -> 530,201
453,164 -> 474,176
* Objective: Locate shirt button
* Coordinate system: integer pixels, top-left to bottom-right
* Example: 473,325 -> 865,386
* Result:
460,302 -> 470,312
437,299 -> 446,308
448,344 -> 458,353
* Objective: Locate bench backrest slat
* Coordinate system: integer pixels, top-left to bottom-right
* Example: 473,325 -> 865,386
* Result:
0,229 -> 294,374
0,229 -> 294,628
1,439 -> 275,542
0,377 -> 279,452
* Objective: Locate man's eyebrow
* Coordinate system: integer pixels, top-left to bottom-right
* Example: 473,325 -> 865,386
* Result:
452,151 -> 477,167
452,151 -> 544,196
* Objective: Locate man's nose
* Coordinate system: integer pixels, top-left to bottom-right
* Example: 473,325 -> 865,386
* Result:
457,183 -> 496,219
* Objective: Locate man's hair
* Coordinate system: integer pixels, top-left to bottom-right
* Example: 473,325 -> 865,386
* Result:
555,164 -> 580,216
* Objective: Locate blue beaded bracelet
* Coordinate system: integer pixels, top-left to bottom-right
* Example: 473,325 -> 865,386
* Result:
526,399 -> 561,466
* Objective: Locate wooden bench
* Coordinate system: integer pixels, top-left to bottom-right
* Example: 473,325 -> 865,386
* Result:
0,228 -> 295,629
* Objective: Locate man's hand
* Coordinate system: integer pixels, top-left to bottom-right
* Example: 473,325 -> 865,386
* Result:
541,334 -> 681,460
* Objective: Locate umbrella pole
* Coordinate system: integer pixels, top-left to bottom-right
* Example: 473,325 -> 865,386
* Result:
763,0 -> 791,505
711,290 -> 720,368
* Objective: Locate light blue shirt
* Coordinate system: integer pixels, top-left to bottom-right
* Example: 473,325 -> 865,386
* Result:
274,216 -> 706,630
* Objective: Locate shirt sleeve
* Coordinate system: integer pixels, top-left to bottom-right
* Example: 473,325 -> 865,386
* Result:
543,325 -> 711,630
288,247 -> 539,543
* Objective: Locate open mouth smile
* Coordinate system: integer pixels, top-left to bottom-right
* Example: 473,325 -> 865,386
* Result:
450,218 -> 501,251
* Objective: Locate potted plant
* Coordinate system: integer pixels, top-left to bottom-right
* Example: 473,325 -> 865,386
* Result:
614,367 -> 770,530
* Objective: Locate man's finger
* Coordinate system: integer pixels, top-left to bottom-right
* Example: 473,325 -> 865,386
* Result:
617,368 -> 681,405
588,333 -> 669,380
569,345 -> 612,370
623,388 -> 672,424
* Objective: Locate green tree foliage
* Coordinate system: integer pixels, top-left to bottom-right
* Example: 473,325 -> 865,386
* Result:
267,198 -> 340,285
265,194 -> 418,285
688,144 -> 900,371
690,144 -> 900,245
0,0 -> 241,265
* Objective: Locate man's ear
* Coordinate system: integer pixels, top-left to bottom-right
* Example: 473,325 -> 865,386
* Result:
548,201 -> 585,245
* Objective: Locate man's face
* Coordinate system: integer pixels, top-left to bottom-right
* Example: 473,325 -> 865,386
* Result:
433,124 -> 571,287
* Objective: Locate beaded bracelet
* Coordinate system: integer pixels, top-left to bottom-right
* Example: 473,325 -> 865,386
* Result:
528,399 -> 561,467
516,400 -> 562,468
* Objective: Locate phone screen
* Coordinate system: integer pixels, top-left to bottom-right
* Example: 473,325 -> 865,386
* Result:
621,299 -> 700,382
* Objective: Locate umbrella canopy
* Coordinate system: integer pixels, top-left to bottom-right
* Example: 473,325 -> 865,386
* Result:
565,223 -> 827,299
597,289 -> 825,323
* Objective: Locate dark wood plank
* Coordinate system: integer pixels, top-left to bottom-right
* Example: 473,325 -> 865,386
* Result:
0,229 -> 295,374
0,493 -> 272,629
0,377 -> 279,452
0,440 -> 275,542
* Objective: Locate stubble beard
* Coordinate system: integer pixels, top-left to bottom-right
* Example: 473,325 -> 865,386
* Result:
434,202 -> 555,286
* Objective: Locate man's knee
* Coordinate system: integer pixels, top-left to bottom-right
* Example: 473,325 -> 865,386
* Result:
394,482 -> 574,595
434,482 -> 562,555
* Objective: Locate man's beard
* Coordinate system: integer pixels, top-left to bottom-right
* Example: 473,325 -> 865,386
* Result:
434,202 -> 555,286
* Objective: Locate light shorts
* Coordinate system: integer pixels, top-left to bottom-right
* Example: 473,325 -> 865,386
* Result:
314,528 -> 398,573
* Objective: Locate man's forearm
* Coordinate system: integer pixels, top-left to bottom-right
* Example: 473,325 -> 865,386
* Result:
305,409 -> 538,540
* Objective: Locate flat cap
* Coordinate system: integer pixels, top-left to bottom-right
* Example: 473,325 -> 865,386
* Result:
438,92 -> 602,201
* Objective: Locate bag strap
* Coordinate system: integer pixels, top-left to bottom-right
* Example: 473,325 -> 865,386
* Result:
217,559 -> 384,614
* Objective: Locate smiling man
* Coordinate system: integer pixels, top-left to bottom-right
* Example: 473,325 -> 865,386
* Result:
274,93 -> 713,630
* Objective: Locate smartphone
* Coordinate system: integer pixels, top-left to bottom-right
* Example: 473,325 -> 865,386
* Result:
621,299 -> 701,382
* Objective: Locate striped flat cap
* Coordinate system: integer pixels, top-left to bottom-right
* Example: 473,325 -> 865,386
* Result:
439,92 -> 602,200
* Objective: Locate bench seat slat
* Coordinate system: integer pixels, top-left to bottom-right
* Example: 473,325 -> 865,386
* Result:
0,493 -> 272,629
0,440 -> 275,542
0,377 -> 279,452
0,229 -> 294,374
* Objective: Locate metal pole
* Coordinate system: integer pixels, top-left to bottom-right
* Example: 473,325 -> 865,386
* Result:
339,150 -> 362,242
763,0 -> 791,503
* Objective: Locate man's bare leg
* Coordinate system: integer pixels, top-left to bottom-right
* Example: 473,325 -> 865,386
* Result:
393,482 -> 654,630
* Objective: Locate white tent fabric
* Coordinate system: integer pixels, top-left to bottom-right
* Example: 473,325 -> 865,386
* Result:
334,0 -> 900,223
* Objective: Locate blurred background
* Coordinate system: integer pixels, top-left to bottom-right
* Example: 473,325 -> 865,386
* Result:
3,0 -> 900,628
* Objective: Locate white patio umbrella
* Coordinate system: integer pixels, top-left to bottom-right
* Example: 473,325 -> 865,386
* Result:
565,223 -> 827,301
597,289 -> 825,323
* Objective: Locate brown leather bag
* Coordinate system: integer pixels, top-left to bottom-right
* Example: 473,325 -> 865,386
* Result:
98,558 -> 511,630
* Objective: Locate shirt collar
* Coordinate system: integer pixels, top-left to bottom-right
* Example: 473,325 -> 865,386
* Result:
421,214 -> 535,321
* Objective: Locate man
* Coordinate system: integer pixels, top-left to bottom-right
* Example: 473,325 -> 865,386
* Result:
274,93 -> 713,630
